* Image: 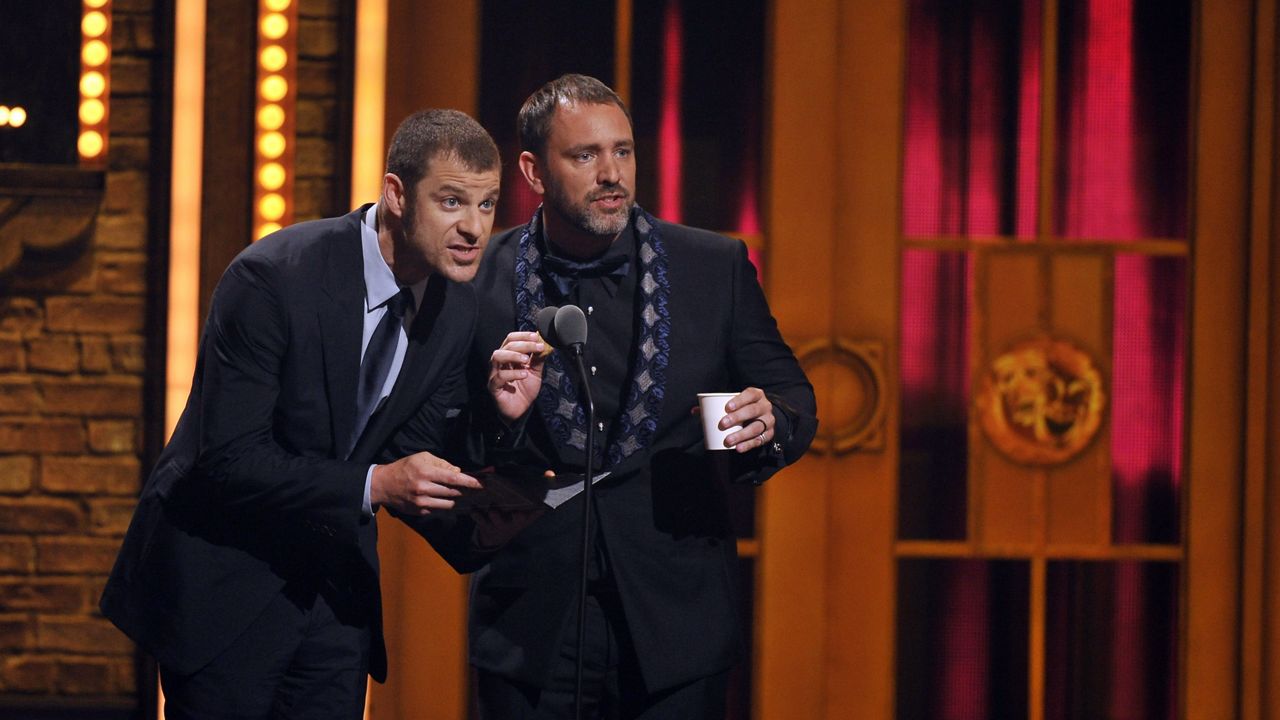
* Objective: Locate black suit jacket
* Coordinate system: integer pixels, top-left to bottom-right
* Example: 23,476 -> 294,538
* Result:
432,217 -> 817,693
100,206 -> 476,682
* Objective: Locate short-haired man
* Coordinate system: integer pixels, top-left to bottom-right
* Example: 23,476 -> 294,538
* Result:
439,75 -> 818,718
101,109 -> 501,718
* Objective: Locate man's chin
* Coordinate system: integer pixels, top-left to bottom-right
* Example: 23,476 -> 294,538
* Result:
436,262 -> 481,284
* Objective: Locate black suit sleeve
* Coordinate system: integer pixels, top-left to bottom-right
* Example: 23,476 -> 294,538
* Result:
725,241 -> 818,483
188,254 -> 367,536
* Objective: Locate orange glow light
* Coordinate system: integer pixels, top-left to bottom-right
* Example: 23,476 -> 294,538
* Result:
79,130 -> 104,157
257,104 -> 285,130
260,75 -> 288,102
258,131 -> 286,158
82,11 -> 108,38
259,162 -> 286,190
83,39 -> 109,66
260,45 -> 288,72
80,71 -> 106,98
261,13 -> 288,39
80,99 -> 106,125
9,107 -> 26,128
259,193 -> 286,221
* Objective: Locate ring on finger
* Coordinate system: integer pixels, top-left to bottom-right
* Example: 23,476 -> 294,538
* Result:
757,432 -> 765,443
745,417 -> 767,434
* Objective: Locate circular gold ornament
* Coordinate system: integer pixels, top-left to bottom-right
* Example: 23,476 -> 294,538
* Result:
976,337 -> 1105,465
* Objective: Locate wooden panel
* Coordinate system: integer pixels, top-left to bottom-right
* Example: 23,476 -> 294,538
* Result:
1185,0 -> 1252,716
1244,0 -> 1279,717
976,252 -> 1042,546
371,2 -> 479,718
1049,253 -> 1106,352
982,251 -> 1043,349
1046,253 -> 1109,546
977,447 -> 1041,546
1045,440 -> 1109,546
758,0 -> 839,718
199,0 -> 256,326
822,0 -> 906,717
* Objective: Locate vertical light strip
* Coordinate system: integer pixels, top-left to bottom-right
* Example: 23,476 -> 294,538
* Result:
657,0 -> 683,222
254,0 -> 298,240
614,0 -> 632,105
353,6 -> 388,716
162,0 -> 208,714
350,0 -> 388,210
166,0 -> 206,442
79,0 -> 113,165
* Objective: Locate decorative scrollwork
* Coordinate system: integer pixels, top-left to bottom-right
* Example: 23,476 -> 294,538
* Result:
796,338 -> 886,455
976,336 -> 1106,465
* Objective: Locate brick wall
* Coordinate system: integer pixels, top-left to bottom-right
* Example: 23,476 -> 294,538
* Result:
0,0 -> 347,707
0,0 -> 158,704
296,0 -> 347,221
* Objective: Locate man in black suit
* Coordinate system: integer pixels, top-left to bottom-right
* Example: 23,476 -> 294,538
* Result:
437,75 -> 818,718
101,109 -> 501,718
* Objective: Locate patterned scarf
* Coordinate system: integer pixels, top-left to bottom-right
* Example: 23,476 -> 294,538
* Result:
514,205 -> 671,470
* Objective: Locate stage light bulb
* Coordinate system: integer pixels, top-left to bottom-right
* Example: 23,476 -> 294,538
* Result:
257,104 -> 285,131
0,107 -> 9,126
9,107 -> 26,128
261,14 -> 288,39
257,222 -> 282,240
85,0 -> 108,8
83,11 -> 108,38
80,99 -> 106,125
259,193 -> 286,222
259,162 -> 286,190
79,130 -> 104,157
260,75 -> 288,103
81,71 -> 106,98
259,131 -> 286,159
83,40 -> 109,67
260,45 -> 287,73
265,0 -> 291,11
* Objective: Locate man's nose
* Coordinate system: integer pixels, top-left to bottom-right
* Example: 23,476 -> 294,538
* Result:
598,155 -> 621,185
457,208 -> 482,240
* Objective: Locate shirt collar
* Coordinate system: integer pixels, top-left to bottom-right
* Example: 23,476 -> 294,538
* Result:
361,204 -> 428,312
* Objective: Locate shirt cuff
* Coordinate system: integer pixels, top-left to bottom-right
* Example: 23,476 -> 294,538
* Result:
363,465 -> 376,517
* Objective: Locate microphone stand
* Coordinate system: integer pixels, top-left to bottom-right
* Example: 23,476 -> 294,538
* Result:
567,343 -> 596,720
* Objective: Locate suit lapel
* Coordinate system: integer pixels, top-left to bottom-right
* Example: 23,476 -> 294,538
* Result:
320,208 -> 368,459
350,274 -> 450,461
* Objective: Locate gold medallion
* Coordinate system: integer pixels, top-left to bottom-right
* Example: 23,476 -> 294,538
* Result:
976,337 -> 1106,465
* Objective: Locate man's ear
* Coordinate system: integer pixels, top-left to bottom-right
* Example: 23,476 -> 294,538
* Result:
382,172 -> 407,220
518,151 -> 546,196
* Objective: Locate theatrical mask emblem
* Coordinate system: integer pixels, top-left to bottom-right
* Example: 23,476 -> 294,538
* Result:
976,337 -> 1106,465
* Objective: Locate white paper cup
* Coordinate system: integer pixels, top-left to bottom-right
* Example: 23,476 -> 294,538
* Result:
698,392 -> 740,451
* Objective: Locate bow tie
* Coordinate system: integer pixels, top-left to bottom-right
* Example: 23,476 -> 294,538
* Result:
541,253 -> 630,297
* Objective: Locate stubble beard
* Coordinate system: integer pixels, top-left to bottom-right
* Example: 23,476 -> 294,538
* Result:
544,176 -> 633,238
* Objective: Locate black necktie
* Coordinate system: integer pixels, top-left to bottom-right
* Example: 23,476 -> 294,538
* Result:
350,287 -> 414,454
541,253 -> 630,297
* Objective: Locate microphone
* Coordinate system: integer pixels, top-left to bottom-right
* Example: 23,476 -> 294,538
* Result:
534,302 -> 594,719
535,305 -> 560,343
552,304 -> 588,349
535,304 -> 588,351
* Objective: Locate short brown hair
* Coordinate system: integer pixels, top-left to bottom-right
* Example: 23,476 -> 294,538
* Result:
386,109 -> 500,193
517,74 -> 633,158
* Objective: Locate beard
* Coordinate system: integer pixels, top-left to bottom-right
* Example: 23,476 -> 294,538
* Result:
543,175 -> 633,237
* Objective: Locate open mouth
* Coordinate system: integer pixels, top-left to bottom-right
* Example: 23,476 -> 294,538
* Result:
591,193 -> 628,209
448,245 -> 480,261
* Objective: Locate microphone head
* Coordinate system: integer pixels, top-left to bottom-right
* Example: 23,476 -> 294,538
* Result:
535,306 -> 559,340
553,304 -> 588,347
